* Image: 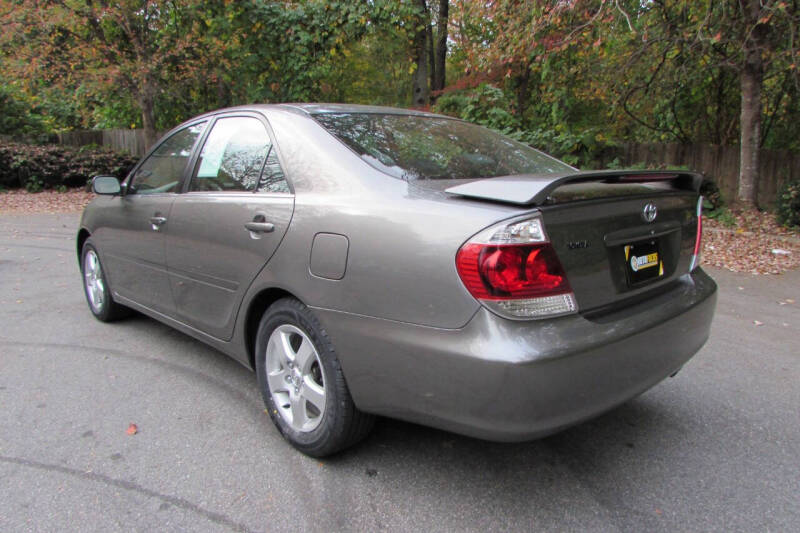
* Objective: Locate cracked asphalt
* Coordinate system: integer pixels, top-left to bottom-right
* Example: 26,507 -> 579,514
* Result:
1,212 -> 798,532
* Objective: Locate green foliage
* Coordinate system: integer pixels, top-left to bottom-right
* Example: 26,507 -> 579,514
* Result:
776,180 -> 800,228
435,83 -> 611,167
320,29 -> 413,106
2,0 -> 800,198
0,85 -> 46,136
507,128 -> 611,168
705,207 -> 736,228
92,94 -> 142,130
700,179 -> 725,211
702,176 -> 735,228
436,84 -> 518,130
25,176 -> 43,193
0,142 -> 138,190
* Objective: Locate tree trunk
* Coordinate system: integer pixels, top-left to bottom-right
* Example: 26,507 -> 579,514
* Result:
216,75 -> 230,108
427,20 -> 435,94
514,63 -> 532,118
138,89 -> 158,151
432,0 -> 448,93
737,46 -> 763,206
411,0 -> 430,107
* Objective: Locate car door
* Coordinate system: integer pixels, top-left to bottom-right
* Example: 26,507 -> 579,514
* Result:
165,114 -> 294,340
97,121 -> 207,315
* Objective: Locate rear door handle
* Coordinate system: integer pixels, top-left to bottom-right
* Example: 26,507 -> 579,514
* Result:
244,222 -> 275,233
149,216 -> 167,231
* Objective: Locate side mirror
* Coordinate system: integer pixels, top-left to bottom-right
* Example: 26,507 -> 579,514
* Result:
91,176 -> 121,195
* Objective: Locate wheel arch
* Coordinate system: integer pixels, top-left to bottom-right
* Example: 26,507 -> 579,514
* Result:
77,228 -> 91,263
244,287 -> 298,370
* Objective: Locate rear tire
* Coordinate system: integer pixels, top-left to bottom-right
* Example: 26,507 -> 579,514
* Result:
81,239 -> 131,322
255,297 -> 374,456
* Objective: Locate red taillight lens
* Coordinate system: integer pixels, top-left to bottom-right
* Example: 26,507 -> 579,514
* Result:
690,196 -> 703,271
694,213 -> 703,255
456,215 -> 577,319
456,243 -> 572,300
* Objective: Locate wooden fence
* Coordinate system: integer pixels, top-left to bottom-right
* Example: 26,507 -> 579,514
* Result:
599,143 -> 800,207
54,129 -> 799,206
57,129 -> 164,157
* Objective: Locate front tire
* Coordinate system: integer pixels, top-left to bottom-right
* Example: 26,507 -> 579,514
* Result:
255,298 -> 374,456
81,239 -> 130,322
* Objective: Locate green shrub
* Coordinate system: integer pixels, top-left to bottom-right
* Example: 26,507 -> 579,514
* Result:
0,141 -> 138,190
705,207 -> 736,227
434,83 -> 613,168
700,178 -> 724,211
25,176 -> 44,193
435,84 -> 519,131
0,86 -> 46,137
776,180 -> 800,228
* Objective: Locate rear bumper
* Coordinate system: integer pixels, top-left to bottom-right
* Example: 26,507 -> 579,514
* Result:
314,268 -> 717,441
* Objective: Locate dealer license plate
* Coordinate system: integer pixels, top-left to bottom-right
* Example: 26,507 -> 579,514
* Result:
624,240 -> 663,285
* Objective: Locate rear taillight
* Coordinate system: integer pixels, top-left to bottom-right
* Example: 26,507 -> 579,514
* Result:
456,215 -> 577,319
689,195 -> 703,271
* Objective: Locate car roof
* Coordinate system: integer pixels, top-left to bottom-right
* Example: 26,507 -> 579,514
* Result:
163,103 -> 457,143
274,103 -> 445,117
193,102 -> 450,119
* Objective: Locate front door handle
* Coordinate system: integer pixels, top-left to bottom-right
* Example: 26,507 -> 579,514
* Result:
244,221 -> 275,233
149,216 -> 167,231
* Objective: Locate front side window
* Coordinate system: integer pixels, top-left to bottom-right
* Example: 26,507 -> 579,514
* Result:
312,113 -> 574,181
190,116 -> 289,193
128,122 -> 206,194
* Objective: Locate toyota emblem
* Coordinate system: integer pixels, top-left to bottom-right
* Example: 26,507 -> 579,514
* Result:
642,203 -> 657,223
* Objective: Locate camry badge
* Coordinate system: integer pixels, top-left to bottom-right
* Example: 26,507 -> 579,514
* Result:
642,203 -> 658,223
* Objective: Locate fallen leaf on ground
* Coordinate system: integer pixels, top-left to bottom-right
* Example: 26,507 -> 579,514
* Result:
703,207 -> 800,275
0,189 -> 94,213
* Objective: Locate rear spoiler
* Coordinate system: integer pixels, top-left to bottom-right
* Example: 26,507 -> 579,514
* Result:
444,170 -> 703,206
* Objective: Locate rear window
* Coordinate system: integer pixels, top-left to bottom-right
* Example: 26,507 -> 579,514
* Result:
312,113 -> 573,180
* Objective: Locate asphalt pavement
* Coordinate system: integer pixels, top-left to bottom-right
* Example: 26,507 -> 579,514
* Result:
0,212 -> 798,533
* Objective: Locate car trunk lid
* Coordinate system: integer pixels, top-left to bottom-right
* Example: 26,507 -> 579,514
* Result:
445,170 -> 703,314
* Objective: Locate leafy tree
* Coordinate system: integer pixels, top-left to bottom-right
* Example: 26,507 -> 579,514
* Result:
0,84 -> 45,136
1,0 -> 211,148
1,1 -> 414,145
449,0 -> 800,205
320,26 -> 414,106
613,0 -> 800,204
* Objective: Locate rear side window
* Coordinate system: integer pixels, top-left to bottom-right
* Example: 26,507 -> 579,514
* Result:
312,113 -> 573,180
191,116 -> 289,193
129,122 -> 206,194
259,146 -> 290,193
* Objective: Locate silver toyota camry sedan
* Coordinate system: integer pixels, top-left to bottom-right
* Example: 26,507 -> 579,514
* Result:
78,104 -> 716,456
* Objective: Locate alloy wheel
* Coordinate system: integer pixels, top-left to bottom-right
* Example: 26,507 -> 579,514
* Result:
83,249 -> 105,313
265,324 -> 326,432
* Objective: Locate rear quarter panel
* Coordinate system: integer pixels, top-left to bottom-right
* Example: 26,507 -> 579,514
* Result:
245,108 -> 518,330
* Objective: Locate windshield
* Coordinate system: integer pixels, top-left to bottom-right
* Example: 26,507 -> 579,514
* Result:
312,113 -> 574,180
